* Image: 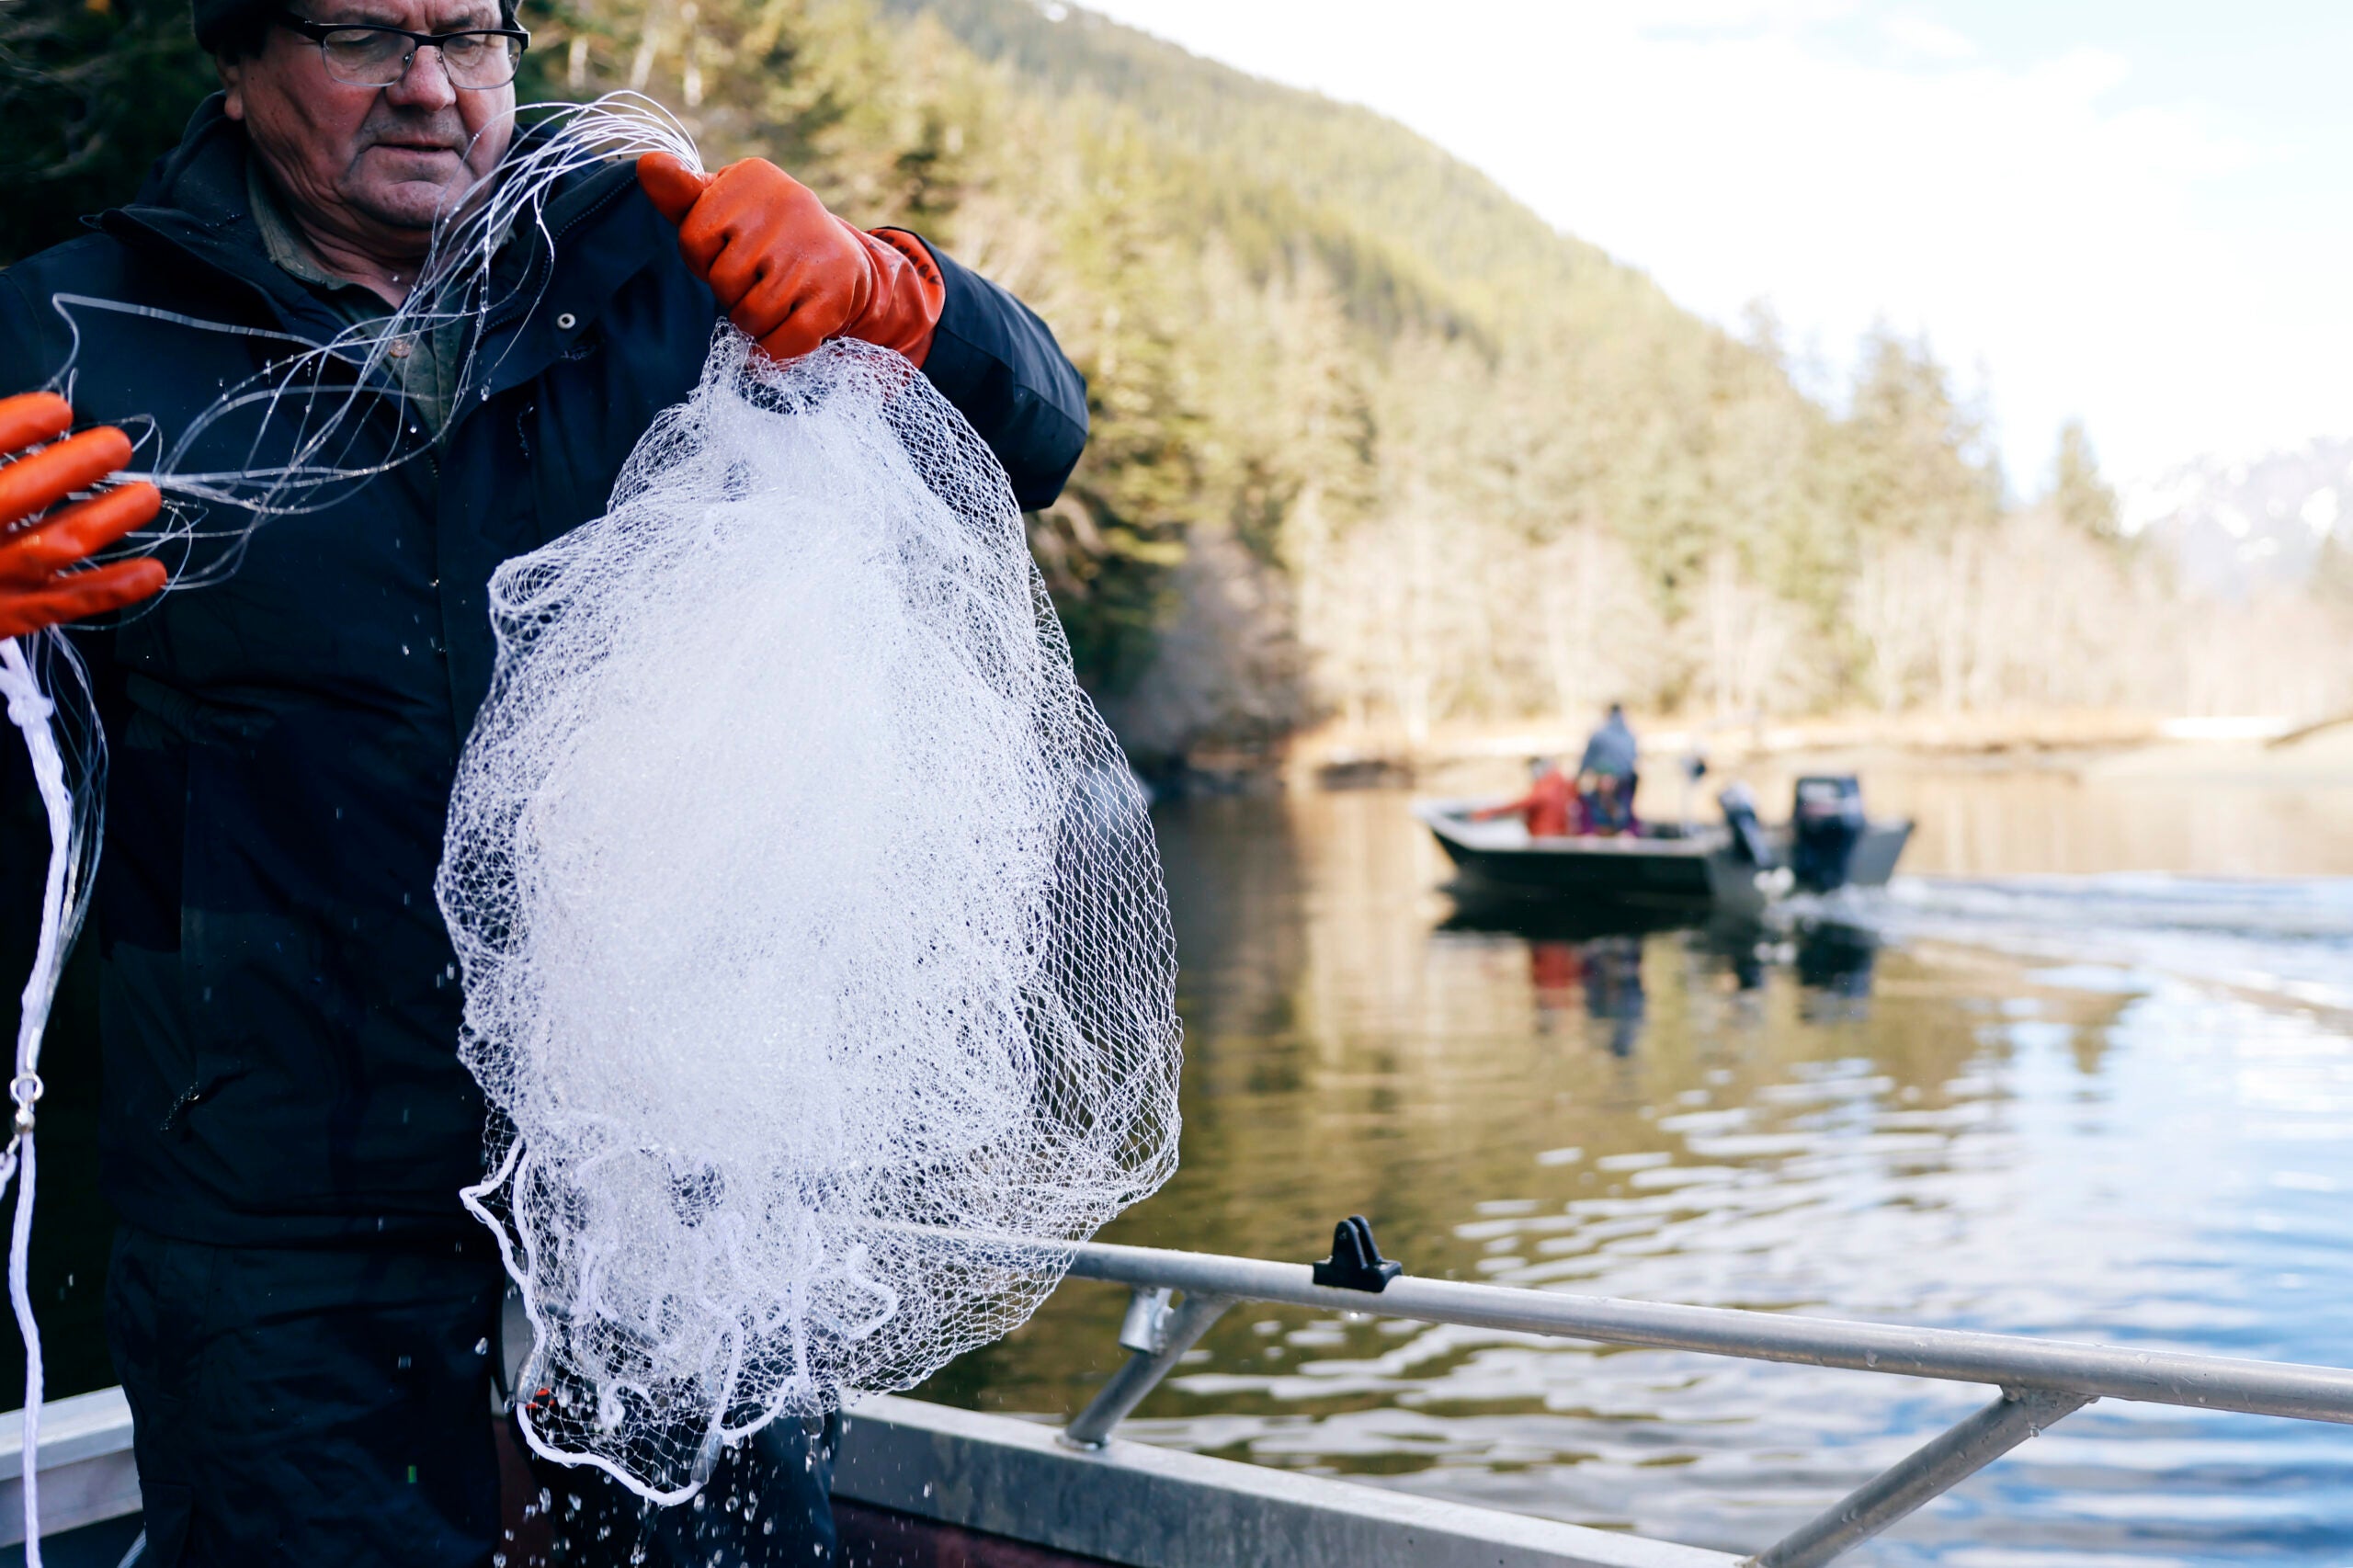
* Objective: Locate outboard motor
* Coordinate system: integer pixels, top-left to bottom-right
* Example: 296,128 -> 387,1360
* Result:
1717,780 -> 1776,867
1790,775 -> 1867,892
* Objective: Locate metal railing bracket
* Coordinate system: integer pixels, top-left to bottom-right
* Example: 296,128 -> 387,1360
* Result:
1062,1290 -> 1235,1450
1117,1285 -> 1177,1356
1745,1386 -> 2093,1568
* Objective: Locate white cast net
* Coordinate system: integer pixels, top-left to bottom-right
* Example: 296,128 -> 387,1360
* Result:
435,332 -> 1181,1502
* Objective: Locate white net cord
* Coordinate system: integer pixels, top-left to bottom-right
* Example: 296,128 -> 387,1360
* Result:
0,633 -> 96,1567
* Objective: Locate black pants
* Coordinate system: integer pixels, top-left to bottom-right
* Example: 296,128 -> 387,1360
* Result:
110,1224 -> 847,1562
105,1226 -> 836,1566
105,1225 -> 507,1568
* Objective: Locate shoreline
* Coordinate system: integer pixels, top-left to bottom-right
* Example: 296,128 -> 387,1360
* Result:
1209,710 -> 2353,796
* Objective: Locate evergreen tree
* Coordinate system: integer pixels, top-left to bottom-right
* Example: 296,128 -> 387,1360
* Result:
2050,419 -> 2121,540
0,0 -> 216,265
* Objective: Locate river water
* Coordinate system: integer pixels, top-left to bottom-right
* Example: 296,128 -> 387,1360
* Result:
922,764 -> 2353,1564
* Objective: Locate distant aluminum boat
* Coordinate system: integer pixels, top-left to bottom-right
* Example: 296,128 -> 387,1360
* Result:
1412,787 -> 1912,915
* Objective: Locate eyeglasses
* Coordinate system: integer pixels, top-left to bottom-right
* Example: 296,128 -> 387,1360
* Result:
275,13 -> 529,89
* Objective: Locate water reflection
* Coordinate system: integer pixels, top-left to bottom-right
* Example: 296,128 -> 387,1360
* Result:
1442,900 -> 1884,1057
926,788 -> 2353,1564
1793,919 -> 1877,1023
1441,908 -> 1665,1057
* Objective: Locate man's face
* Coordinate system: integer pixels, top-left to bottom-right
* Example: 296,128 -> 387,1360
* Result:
221,0 -> 516,261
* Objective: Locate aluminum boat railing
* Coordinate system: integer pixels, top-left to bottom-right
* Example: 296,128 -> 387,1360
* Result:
1056,1227 -> 2353,1568
8,1226 -> 2350,1564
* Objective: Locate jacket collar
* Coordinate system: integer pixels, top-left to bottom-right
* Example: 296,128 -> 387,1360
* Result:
102,96 -> 333,335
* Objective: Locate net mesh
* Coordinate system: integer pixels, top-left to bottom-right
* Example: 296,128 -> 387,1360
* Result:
436,332 -> 1181,1502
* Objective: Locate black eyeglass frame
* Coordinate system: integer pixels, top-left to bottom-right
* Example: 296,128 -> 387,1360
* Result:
274,13 -> 531,88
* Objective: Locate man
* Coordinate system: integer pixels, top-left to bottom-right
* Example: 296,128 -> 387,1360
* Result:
1578,702 -> 1639,835
1473,756 -> 1577,839
0,0 -> 1087,1557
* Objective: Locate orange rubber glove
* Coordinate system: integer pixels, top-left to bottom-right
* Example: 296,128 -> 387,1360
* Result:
638,153 -> 945,366
0,393 -> 166,639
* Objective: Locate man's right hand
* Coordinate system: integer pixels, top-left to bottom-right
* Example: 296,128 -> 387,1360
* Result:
0,392 -> 167,639
637,153 -> 943,366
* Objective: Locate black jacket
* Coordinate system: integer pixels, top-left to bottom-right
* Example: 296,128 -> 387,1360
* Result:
0,98 -> 1087,1245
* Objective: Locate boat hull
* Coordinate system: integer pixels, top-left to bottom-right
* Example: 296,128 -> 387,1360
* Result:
1414,800 -> 1911,915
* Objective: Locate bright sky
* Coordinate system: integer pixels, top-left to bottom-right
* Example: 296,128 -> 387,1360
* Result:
1078,0 -> 2353,492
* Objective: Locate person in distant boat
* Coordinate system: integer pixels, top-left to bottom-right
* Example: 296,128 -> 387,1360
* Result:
1475,756 -> 1580,838
1578,703 -> 1641,835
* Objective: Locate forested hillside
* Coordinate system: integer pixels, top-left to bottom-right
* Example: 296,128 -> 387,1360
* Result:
7,0 -> 2348,767
534,0 -> 2347,759
888,0 -> 2351,756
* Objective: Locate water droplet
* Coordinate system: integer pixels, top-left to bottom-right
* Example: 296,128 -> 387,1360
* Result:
474,1337 -> 489,1355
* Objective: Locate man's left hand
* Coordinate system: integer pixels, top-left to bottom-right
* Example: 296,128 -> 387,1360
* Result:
638,153 -> 942,365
